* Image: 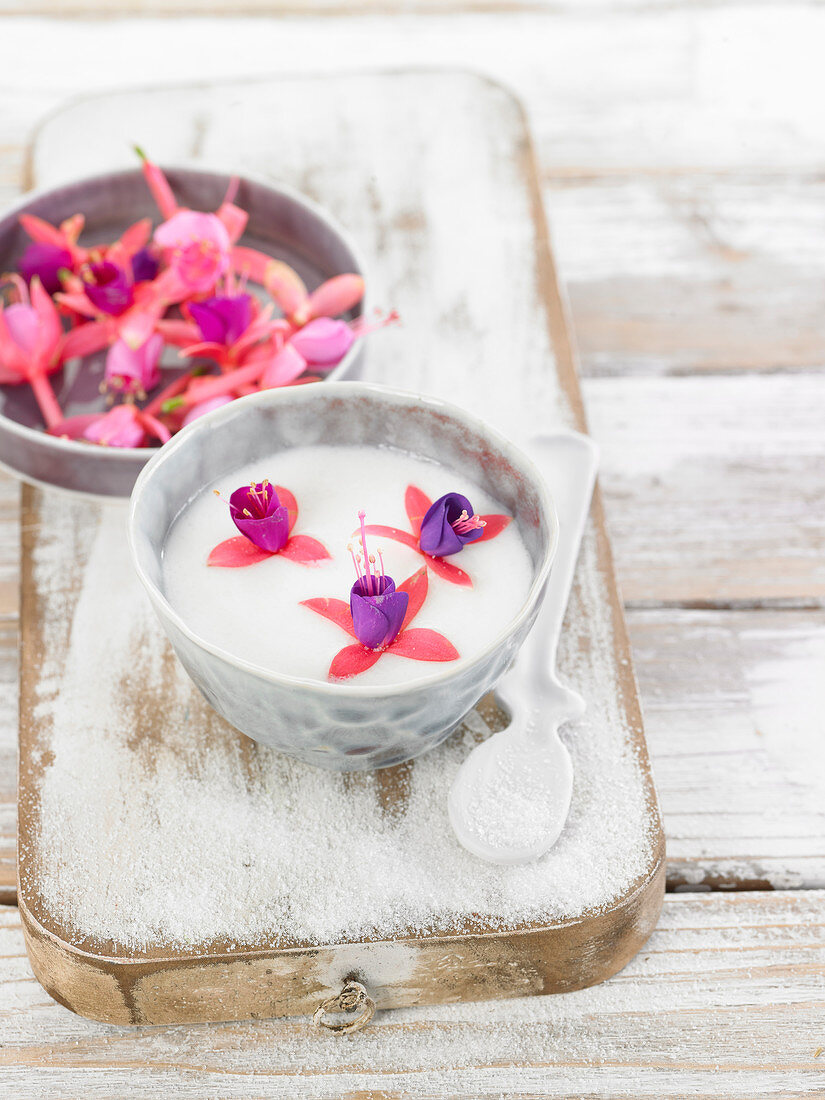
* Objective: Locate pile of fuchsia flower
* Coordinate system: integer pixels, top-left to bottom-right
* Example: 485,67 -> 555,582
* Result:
0,150 -> 391,448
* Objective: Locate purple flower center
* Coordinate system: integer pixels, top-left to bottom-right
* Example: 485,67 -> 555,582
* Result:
131,246 -> 159,283
419,492 -> 487,557
84,261 -> 134,316
19,242 -> 72,294
189,293 -> 253,346
349,511 -> 408,649
226,479 -> 290,553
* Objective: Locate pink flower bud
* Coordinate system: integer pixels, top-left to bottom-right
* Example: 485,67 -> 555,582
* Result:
290,317 -> 354,365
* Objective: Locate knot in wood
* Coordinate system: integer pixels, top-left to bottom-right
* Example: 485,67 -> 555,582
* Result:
313,980 -> 375,1034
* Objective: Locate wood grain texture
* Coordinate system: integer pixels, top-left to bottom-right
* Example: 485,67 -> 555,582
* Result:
585,373 -> 825,606
634,608 -> 825,890
14,69 -> 663,1024
0,9 -> 823,379
2,892 -> 824,1099
0,6 -> 821,896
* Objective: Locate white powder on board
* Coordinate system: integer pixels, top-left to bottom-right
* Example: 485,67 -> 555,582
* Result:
24,492 -> 656,952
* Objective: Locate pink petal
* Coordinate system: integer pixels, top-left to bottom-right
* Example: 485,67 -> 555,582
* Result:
216,201 -> 248,244
47,413 -> 101,440
231,245 -> 272,284
155,318 -> 200,347
396,566 -> 428,630
59,213 -> 85,245
329,643 -> 382,681
181,395 -> 234,427
207,536 -> 274,568
116,217 -> 153,257
3,304 -> 38,356
426,555 -> 473,588
290,317 -> 354,365
0,309 -> 27,375
19,213 -> 65,247
264,260 -> 308,317
183,359 -> 265,406
138,154 -> 178,219
307,274 -> 365,320
300,597 -> 356,638
55,292 -> 98,319
258,343 -> 307,389
155,210 -> 230,253
405,484 -> 432,539
273,484 -> 298,533
476,514 -> 512,542
279,535 -> 331,565
359,524 -> 420,551
59,321 -> 113,360
388,629 -> 459,663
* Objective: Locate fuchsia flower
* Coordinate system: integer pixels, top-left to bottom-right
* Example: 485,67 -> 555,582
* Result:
189,293 -> 253,346
2,149 -> 394,448
347,511 -> 408,649
19,242 -> 73,294
289,317 -> 355,365
19,210 -> 152,275
130,247 -> 159,283
303,555 -> 459,681
208,482 -> 330,567
84,261 -> 134,316
49,403 -> 171,448
0,276 -> 64,428
229,480 -> 290,552
264,261 -> 365,329
360,485 -> 511,588
154,211 -> 231,296
419,492 -> 487,557
104,334 -> 163,397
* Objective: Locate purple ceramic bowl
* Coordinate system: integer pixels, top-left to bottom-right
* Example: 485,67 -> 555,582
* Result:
0,166 -> 367,497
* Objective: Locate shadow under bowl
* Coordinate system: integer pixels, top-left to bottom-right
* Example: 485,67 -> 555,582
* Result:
128,382 -> 558,772
0,166 -> 366,497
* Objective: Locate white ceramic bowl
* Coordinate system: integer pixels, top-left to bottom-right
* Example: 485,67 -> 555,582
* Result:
128,383 -> 558,771
0,166 -> 367,497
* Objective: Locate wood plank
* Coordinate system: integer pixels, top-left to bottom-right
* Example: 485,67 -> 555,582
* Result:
632,608 -> 825,890
1,893 -> 824,1098
549,174 -> 825,376
584,373 -> 825,606
0,6 -> 824,187
6,605 -> 825,900
0,14 -> 824,386
13,69 -> 663,1025
0,0 -> 794,15
2,374 -> 825,896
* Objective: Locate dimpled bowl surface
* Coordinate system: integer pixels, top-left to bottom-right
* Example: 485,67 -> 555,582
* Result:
128,383 -> 557,772
0,166 -> 366,497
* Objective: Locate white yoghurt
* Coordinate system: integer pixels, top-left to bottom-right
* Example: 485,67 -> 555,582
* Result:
162,444 -> 533,687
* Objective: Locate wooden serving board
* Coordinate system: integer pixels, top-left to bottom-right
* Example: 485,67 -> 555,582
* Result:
17,70 -> 664,1025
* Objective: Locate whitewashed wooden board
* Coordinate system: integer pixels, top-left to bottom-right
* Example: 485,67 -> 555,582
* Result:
0,13 -> 821,893
2,893 -> 824,1099
14,70 -> 665,1024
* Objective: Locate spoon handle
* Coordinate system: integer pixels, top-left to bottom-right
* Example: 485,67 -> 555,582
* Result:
504,431 -> 599,695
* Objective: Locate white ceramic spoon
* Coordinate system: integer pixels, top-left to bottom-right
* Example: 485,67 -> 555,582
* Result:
448,431 -> 599,864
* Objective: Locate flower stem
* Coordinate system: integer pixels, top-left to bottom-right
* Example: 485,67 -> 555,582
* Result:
143,369 -> 197,417
28,371 -> 63,430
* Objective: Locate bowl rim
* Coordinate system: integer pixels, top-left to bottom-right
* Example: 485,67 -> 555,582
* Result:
127,381 -> 559,699
0,162 -> 370,467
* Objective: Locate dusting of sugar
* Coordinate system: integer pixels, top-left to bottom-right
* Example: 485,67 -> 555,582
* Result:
25,491 -> 657,953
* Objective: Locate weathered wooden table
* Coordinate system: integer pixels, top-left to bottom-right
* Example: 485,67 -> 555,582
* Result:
1,4 -> 824,1097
